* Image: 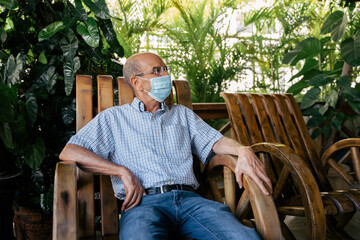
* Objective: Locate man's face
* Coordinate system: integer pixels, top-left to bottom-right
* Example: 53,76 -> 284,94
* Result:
136,54 -> 169,91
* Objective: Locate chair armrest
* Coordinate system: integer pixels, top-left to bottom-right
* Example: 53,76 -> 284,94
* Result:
321,138 -> 360,165
206,154 -> 282,239
53,161 -> 78,240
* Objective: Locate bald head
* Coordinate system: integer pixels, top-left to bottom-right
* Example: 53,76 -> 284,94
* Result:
123,52 -> 165,92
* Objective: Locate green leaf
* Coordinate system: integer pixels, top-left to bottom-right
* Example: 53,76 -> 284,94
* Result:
67,0 -> 87,22
5,53 -> 24,85
38,66 -> 57,93
64,57 -> 80,96
26,92 -> 37,125
0,0 -> 18,9
341,30 -> 360,67
321,124 -> 331,137
325,90 -> 338,108
38,21 -> 66,41
300,87 -> 321,109
76,18 -> 100,48
308,74 -> 332,87
342,87 -> 360,101
286,79 -> 308,95
24,137 -> 45,170
348,99 -> 360,114
62,100 -> 76,125
307,115 -> 326,128
320,11 -> 347,42
38,52 -> 48,65
98,18 -> 124,57
1,23 -> 7,43
303,104 -> 321,116
0,122 -> 14,149
331,112 -> 345,131
319,103 -> 329,115
60,31 -> 79,60
311,128 -> 321,139
289,59 -> 318,82
82,0 -> 111,19
283,38 -> 322,66
337,76 -> 351,88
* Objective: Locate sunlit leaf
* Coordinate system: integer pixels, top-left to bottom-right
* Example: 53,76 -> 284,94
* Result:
341,30 -> 360,67
38,21 -> 66,41
308,74 -> 332,87
325,90 -> 338,108
289,59 -> 318,82
38,52 -> 48,65
5,53 -> 24,85
82,0 -> 111,19
300,87 -> 320,109
98,18 -> 124,56
283,38 -> 321,66
60,31 -> 78,60
286,79 -> 308,95
64,56 -> 80,96
76,18 -> 99,48
320,11 -> 347,42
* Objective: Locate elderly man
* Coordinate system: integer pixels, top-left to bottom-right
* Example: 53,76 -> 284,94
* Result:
60,52 -> 272,240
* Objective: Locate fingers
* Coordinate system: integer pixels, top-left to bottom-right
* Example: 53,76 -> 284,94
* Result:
123,187 -> 143,211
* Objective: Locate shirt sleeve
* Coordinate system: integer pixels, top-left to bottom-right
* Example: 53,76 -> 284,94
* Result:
185,107 -> 223,164
67,109 -> 115,160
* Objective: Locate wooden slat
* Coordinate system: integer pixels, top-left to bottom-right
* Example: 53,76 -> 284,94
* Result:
97,75 -> 119,237
350,147 -> 360,182
76,75 -> 95,238
282,94 -> 332,192
117,77 -> 134,105
220,93 -> 250,145
192,103 -> 228,120
173,80 -> 193,109
224,167 -> 236,214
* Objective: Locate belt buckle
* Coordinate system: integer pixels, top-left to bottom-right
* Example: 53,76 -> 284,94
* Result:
160,185 -> 165,194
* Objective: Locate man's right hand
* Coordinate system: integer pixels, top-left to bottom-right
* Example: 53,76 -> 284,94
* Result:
120,167 -> 145,212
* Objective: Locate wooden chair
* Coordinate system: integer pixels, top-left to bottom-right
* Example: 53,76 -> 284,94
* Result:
52,75 -> 282,240
221,93 -> 360,240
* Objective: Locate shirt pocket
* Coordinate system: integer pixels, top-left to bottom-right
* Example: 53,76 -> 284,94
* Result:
163,125 -> 191,160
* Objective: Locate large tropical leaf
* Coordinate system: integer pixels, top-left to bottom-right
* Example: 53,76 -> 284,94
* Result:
341,30 -> 360,67
289,58 -> 318,81
60,31 -> 79,60
61,99 -> 76,126
5,53 -> 24,85
308,73 -> 333,87
82,0 -> 111,19
300,87 -> 321,109
76,17 -> 100,48
64,56 -> 80,96
286,78 -> 308,95
320,11 -> 347,42
24,137 -> 45,170
98,18 -> 124,56
38,21 -> 66,41
38,66 -> 57,93
283,38 -> 322,66
26,92 -> 38,126
67,0 -> 87,22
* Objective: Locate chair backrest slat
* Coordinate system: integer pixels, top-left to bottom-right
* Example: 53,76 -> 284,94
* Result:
117,77 -> 134,105
282,94 -> 332,191
75,75 -> 95,238
97,75 -> 119,237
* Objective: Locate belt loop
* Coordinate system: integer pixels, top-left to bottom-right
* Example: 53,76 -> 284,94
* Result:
160,185 -> 165,194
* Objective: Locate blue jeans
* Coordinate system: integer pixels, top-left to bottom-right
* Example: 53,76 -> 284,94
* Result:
119,190 -> 260,240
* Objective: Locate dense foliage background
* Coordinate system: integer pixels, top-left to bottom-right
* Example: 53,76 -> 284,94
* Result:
0,0 -> 359,214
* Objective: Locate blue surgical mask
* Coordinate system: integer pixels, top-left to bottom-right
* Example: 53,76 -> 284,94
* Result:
139,75 -> 172,102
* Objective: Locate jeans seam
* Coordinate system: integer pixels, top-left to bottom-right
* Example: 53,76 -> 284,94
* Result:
188,214 -> 222,240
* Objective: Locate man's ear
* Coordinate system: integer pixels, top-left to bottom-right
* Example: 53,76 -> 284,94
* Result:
130,76 -> 141,91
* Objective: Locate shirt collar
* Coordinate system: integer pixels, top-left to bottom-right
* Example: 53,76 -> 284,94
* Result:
131,97 -> 167,113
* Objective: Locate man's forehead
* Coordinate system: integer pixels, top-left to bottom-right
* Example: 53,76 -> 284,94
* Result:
132,53 -> 164,68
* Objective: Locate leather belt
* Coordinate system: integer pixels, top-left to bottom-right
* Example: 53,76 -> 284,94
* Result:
145,184 -> 195,195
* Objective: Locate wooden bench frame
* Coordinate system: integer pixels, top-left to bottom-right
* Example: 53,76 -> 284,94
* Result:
53,75 -> 282,240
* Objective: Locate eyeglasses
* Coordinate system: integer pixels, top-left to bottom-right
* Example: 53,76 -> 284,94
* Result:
135,66 -> 171,76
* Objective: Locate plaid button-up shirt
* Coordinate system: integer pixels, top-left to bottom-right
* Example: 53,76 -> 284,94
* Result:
68,97 -> 223,199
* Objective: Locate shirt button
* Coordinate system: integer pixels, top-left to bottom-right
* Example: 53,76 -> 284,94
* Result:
160,150 -> 163,154
152,116 -> 155,120
165,168 -> 168,171
156,131 -> 159,135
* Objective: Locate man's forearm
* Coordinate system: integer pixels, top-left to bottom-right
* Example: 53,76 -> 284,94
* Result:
59,143 -> 125,178
212,137 -> 249,156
